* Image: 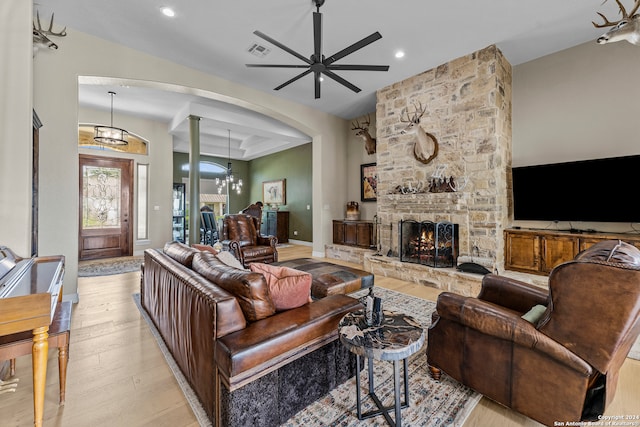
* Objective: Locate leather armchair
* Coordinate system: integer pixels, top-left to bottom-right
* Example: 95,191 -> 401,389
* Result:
427,240 -> 640,426
221,214 -> 278,268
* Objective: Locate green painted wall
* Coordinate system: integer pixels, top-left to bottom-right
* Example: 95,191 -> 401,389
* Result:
249,143 -> 312,242
172,152 -> 251,215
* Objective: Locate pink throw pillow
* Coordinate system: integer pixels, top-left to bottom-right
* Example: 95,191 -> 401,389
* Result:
249,263 -> 313,311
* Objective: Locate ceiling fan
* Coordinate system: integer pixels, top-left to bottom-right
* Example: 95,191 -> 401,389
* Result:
246,0 -> 389,99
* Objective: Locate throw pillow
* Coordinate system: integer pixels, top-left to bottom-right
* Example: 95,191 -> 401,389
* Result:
249,263 -> 312,311
193,252 -> 276,322
521,304 -> 547,324
216,250 -> 246,270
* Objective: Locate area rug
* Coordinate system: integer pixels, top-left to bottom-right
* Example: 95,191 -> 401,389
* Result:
134,287 -> 482,427
78,255 -> 144,277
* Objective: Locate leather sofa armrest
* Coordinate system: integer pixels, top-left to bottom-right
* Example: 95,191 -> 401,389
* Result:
434,292 -> 592,376
478,274 -> 548,313
256,235 -> 277,247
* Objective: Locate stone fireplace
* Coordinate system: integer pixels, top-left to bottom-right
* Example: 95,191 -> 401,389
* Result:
361,45 -> 512,295
399,220 -> 459,268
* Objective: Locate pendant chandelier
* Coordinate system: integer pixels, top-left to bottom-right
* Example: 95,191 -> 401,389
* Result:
94,91 -> 128,146
217,129 -> 243,195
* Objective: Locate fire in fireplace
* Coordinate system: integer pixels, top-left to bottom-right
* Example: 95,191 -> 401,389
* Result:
399,220 -> 459,268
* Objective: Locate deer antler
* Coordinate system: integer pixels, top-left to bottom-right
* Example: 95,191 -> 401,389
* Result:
400,102 -> 427,123
351,114 -> 371,131
34,11 -> 67,37
593,0 -> 640,28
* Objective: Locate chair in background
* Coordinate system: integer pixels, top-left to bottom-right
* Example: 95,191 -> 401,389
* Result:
426,240 -> 640,426
221,214 -> 277,268
241,203 -> 263,232
200,211 -> 219,245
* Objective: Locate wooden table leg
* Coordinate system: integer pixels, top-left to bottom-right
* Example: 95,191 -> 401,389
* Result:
32,326 -> 49,427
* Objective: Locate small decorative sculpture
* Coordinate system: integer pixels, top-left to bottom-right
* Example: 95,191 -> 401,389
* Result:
346,201 -> 360,220
593,0 -> 640,45
351,115 -> 377,155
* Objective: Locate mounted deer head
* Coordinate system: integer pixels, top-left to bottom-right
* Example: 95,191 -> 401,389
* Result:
33,12 -> 67,56
593,0 -> 640,45
400,102 -> 438,164
351,115 -> 377,155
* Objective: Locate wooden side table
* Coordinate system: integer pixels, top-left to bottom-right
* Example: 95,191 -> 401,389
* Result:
338,310 -> 424,427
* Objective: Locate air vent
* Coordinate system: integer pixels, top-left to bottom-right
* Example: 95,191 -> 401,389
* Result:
247,43 -> 271,58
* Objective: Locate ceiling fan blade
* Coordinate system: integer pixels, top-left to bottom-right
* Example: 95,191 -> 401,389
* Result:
313,11 -> 322,61
274,69 -> 313,91
253,30 -> 311,65
314,72 -> 321,99
324,32 -> 382,66
321,70 -> 361,93
327,64 -> 390,71
246,64 -> 310,68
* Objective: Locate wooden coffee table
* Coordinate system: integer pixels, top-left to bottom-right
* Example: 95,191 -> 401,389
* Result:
338,310 -> 424,427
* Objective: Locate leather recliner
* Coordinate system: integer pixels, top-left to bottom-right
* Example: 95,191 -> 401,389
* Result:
427,240 -> 640,426
221,214 -> 277,268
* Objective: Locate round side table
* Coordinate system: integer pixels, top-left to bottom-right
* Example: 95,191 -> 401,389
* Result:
338,309 -> 424,427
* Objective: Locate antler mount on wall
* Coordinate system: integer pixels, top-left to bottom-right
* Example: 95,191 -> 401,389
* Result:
593,0 -> 640,45
246,0 -> 389,99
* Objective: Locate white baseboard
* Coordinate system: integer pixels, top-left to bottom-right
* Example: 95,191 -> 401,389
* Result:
288,239 -> 312,246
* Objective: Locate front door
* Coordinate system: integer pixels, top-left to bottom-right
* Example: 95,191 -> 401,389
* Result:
79,154 -> 133,260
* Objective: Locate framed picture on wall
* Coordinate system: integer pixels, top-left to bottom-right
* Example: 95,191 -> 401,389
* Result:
263,179 -> 286,205
361,163 -> 377,202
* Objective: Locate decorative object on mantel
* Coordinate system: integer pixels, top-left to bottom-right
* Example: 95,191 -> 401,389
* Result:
593,0 -> 640,46
32,11 -> 66,56
345,201 -> 360,220
360,163 -> 377,202
400,101 -> 439,164
94,91 -> 129,146
263,179 -> 286,207
351,115 -> 376,155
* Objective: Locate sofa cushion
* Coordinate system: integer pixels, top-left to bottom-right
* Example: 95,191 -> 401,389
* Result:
192,245 -> 247,270
164,241 -> 200,268
193,251 -> 276,322
249,263 -> 312,311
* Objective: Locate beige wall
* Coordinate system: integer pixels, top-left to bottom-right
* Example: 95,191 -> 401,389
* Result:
28,28 -> 347,299
0,1 -> 33,255
512,39 -> 640,233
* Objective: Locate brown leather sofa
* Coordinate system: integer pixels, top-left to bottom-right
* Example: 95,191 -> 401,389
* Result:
427,240 -> 640,426
141,241 -> 361,426
221,213 -> 277,267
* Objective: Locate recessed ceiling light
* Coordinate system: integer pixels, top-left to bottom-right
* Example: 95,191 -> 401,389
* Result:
161,7 -> 175,17
395,50 -> 405,59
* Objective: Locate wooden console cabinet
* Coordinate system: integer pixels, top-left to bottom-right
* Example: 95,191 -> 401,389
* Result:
504,228 -> 640,275
333,220 -> 374,249
261,210 -> 289,243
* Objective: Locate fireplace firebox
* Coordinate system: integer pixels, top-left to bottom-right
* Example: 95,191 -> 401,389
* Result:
399,220 -> 459,268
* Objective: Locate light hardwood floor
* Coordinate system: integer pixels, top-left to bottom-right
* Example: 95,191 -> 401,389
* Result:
1,244 -> 639,426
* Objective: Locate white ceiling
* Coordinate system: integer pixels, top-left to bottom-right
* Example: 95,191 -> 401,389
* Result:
34,0 -> 621,160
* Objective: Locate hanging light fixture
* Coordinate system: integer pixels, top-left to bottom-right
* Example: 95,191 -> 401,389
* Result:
216,129 -> 242,195
94,91 -> 129,146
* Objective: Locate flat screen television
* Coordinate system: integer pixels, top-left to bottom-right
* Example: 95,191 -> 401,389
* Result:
512,154 -> 640,223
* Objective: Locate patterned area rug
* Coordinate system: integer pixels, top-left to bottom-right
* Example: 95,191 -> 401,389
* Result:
134,287 -> 482,427
78,255 -> 144,277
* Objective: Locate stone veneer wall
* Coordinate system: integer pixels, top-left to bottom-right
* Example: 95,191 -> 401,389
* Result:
374,45 -> 512,270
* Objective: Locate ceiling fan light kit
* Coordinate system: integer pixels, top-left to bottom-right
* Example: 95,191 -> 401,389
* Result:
246,0 -> 389,99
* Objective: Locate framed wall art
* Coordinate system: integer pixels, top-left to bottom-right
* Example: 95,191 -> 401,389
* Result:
263,179 -> 286,206
360,163 -> 377,202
